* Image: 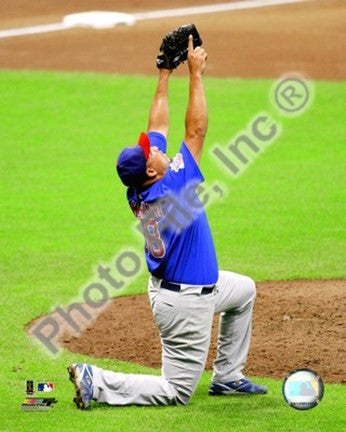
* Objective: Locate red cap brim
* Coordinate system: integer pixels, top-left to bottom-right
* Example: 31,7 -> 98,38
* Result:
138,132 -> 150,160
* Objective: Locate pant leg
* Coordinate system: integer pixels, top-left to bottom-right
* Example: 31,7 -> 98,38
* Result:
92,277 -> 215,406
92,367 -> 178,405
154,286 -> 216,404
212,270 -> 256,383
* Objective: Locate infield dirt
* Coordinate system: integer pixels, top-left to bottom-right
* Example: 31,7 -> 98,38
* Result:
0,0 -> 346,80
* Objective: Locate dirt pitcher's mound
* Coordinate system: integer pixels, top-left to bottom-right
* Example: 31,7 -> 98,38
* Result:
58,279 -> 345,383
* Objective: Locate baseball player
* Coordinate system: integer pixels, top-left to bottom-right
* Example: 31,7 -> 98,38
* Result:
67,31 -> 267,409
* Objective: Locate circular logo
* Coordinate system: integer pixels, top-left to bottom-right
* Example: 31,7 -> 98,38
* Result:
273,76 -> 311,115
282,368 -> 324,410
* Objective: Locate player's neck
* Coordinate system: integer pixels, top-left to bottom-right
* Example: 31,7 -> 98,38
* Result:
142,173 -> 164,188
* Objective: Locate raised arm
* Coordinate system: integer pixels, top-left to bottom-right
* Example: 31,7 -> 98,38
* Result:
147,69 -> 172,138
184,35 -> 208,165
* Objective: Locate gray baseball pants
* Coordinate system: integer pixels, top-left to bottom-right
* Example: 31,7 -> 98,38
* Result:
91,270 -> 256,405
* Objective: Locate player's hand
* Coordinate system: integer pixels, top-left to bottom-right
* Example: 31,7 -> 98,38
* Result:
187,34 -> 207,77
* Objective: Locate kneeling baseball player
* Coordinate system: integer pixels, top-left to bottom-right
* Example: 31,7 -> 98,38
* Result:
67,25 -> 267,409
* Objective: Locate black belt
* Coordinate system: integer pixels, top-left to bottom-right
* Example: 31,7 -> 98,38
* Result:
161,280 -> 215,295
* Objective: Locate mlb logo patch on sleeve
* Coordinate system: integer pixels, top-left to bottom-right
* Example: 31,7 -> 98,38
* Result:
38,382 -> 54,392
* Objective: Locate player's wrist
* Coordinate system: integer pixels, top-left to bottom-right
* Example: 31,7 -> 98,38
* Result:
159,69 -> 173,77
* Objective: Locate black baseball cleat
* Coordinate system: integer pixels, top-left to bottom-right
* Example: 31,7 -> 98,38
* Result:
209,378 -> 267,396
67,363 -> 94,410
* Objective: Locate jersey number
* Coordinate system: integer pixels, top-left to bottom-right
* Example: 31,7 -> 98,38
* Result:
143,219 -> 165,258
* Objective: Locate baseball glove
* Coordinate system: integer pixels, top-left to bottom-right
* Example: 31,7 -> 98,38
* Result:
156,23 -> 203,70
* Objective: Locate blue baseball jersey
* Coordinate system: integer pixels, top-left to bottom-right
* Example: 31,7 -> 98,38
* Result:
127,132 -> 218,285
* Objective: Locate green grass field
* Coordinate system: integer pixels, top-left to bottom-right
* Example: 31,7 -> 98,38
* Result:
0,70 -> 345,432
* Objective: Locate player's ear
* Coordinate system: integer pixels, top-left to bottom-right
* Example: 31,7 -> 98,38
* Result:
146,166 -> 157,178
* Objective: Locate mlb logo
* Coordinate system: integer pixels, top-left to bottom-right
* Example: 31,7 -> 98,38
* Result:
38,382 -> 54,392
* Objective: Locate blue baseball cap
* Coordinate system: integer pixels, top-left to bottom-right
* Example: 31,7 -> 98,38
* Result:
116,132 -> 150,187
